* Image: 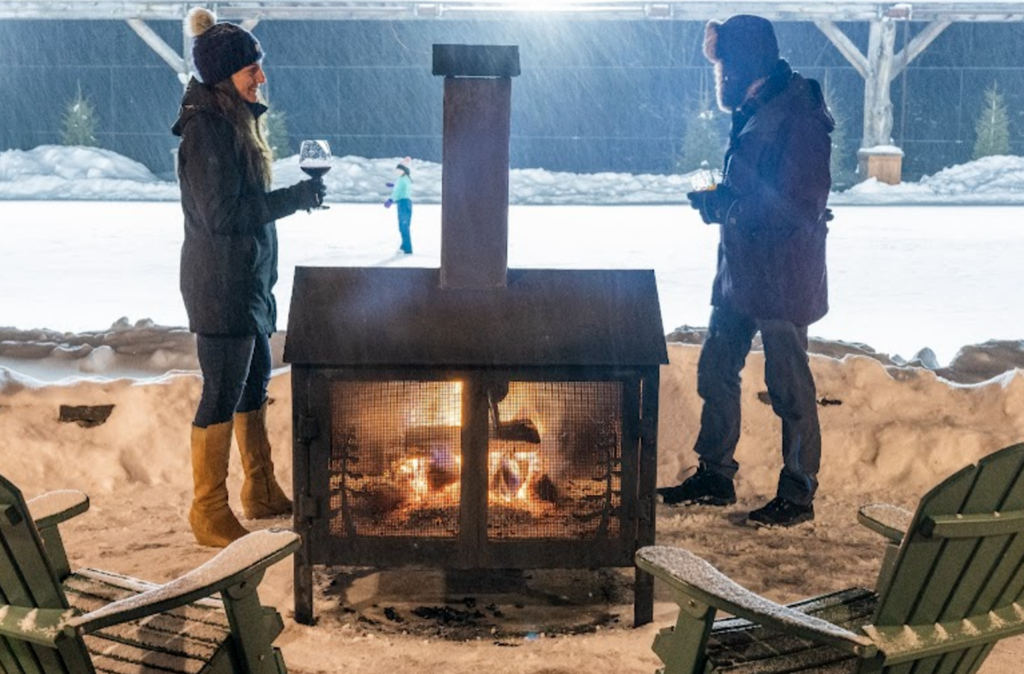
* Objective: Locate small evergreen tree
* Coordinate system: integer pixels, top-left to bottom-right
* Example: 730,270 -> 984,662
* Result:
679,70 -> 725,172
973,82 -> 1011,160
822,74 -> 854,189
263,93 -> 292,160
61,82 -> 99,147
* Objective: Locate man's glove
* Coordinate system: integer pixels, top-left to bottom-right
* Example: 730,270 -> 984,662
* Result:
385,182 -> 395,188
384,199 -> 394,209
686,185 -> 732,225
291,177 -> 326,212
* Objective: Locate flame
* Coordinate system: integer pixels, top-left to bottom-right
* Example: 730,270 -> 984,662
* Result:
406,381 -> 462,428
394,448 -> 551,515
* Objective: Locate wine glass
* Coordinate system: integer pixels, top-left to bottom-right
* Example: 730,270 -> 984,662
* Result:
689,161 -> 717,192
299,139 -> 332,209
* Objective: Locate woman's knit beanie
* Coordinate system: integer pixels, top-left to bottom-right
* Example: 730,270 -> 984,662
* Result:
187,7 -> 263,86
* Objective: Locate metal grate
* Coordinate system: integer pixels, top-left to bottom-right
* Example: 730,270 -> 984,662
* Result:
487,381 -> 622,540
327,378 -> 623,542
329,380 -> 463,539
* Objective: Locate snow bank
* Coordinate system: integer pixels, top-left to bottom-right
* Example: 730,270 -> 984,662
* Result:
6,144 -> 1024,205
4,337 -> 1021,504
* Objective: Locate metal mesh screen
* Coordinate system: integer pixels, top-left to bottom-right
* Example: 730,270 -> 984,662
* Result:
329,380 -> 463,539
487,381 -> 622,540
327,378 -> 624,542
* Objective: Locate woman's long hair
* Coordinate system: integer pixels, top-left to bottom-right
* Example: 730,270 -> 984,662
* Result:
210,79 -> 273,188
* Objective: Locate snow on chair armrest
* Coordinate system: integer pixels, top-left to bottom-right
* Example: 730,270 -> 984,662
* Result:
858,503 -> 913,543
636,545 -> 877,657
66,528 -> 301,634
27,490 -> 90,529
0,605 -> 79,647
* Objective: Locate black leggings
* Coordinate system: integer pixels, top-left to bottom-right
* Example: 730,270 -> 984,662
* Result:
194,333 -> 272,428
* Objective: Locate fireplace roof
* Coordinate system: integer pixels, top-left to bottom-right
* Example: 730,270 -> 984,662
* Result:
284,266 -> 667,367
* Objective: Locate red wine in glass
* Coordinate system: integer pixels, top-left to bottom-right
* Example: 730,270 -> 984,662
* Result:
299,140 -> 331,208
300,165 -> 331,180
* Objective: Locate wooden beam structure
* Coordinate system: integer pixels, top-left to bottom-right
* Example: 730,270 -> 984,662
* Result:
3,0 -> 1021,182
2,1 -> 1024,22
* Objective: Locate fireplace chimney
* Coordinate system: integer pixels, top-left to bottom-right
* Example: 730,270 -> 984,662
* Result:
432,44 -> 520,289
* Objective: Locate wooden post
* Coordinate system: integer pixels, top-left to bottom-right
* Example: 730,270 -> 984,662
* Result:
863,19 -> 897,150
857,147 -> 904,185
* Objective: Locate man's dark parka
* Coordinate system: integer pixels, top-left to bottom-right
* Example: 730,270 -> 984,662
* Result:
172,78 -> 301,336
713,60 -> 834,327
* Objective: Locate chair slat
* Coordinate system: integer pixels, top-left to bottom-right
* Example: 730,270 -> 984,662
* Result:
942,455 -> 1024,621
923,510 -> 1024,538
873,463 -> 977,626
910,447 -> 1024,625
83,635 -> 209,674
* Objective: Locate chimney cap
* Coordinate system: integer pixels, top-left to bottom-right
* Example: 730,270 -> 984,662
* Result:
432,44 -> 520,78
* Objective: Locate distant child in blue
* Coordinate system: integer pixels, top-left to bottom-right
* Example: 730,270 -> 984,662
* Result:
384,158 -> 413,254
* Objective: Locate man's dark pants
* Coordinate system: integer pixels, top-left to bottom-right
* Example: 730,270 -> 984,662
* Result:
693,305 -> 821,506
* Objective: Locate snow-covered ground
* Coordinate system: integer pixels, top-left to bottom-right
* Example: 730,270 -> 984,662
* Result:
3,146 -> 1024,673
2,146 -> 1024,377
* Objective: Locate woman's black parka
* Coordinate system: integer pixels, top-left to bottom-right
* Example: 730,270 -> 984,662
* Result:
172,78 -> 302,336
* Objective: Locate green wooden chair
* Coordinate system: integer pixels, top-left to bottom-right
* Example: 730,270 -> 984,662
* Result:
637,442 -> 1024,674
0,471 -> 300,674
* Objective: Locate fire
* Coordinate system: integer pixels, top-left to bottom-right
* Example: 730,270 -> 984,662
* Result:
398,449 -> 462,503
489,451 -> 540,502
394,448 -> 553,514
391,382 -> 558,519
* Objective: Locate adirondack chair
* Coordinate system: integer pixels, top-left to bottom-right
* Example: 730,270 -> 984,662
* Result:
0,472 -> 300,674
637,442 -> 1024,674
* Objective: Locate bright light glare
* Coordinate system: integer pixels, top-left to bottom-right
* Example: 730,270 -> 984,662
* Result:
447,0 -> 633,7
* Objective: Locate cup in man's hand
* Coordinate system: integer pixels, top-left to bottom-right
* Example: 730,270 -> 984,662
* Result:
689,168 -> 717,192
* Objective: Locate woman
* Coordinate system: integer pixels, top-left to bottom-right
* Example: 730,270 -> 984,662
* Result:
172,7 -> 326,547
385,158 -> 414,254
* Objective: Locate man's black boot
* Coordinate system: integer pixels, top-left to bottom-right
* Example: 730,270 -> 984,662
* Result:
657,466 -> 736,506
747,497 -> 814,527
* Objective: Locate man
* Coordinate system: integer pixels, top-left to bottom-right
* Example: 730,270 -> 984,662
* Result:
660,15 -> 834,527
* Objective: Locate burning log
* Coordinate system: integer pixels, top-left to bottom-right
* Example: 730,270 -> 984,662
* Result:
532,474 -> 559,504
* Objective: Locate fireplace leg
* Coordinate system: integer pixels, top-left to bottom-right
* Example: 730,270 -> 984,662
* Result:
294,532 -> 315,624
634,565 -> 654,626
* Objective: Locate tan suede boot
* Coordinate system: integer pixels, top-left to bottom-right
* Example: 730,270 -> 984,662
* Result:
235,402 -> 293,519
189,421 -> 249,547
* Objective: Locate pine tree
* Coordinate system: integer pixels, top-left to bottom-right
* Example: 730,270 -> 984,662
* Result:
822,74 -> 854,189
263,93 -> 292,160
679,71 -> 725,172
61,82 -> 99,147
973,82 -> 1011,160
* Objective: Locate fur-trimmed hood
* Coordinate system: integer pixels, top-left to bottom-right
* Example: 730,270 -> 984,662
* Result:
704,15 -> 779,82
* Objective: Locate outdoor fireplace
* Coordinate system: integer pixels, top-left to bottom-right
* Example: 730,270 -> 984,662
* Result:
284,44 -> 668,627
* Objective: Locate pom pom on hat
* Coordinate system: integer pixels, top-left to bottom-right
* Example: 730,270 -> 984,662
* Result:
704,15 -> 779,81
187,7 -> 263,86
187,7 -> 217,38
